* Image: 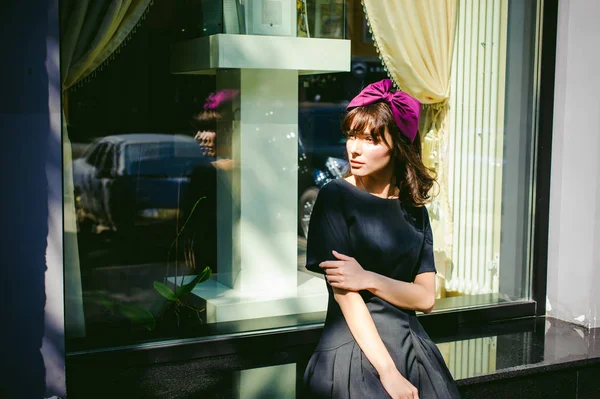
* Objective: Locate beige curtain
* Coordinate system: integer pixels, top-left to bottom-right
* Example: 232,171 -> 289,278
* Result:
362,0 -> 458,134
362,0 -> 458,297
61,0 -> 153,90
60,0 -> 153,337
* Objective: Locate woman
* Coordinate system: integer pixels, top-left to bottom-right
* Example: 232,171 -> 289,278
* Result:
303,79 -> 460,399
181,89 -> 239,274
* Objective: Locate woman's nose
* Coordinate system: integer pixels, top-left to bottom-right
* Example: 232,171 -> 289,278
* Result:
349,139 -> 362,154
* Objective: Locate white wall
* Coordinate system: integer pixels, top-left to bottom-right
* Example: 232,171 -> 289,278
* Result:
547,0 -> 600,329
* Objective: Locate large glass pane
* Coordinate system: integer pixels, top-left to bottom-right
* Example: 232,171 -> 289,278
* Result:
436,0 -> 539,308
64,0 -> 541,350
299,0 -> 541,313
183,0 -> 345,38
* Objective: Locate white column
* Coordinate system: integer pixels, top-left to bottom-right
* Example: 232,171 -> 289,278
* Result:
216,68 -> 299,297
181,68 -> 330,323
547,0 -> 600,329
169,35 -> 350,323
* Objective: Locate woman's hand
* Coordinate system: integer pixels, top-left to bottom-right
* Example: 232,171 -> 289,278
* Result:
379,368 -> 419,399
320,250 -> 370,291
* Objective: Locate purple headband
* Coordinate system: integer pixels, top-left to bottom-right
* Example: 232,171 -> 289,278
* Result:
346,79 -> 421,142
203,89 -> 239,110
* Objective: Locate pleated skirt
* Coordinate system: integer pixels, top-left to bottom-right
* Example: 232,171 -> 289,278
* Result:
303,314 -> 461,399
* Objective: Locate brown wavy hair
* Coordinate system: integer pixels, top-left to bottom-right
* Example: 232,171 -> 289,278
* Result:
341,102 -> 437,207
190,109 -> 221,132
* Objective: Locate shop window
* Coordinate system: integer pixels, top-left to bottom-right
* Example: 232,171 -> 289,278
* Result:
63,0 -> 542,351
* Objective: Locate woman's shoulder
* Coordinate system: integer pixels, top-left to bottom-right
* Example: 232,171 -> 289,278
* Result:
318,177 -> 363,201
314,179 -> 345,205
318,178 -> 347,196
308,180 -> 350,229
406,203 -> 432,233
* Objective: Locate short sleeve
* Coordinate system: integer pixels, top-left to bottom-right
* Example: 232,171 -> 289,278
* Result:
305,182 -> 353,275
415,206 -> 437,276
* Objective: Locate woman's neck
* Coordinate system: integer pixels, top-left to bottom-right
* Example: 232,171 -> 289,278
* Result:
356,172 -> 398,199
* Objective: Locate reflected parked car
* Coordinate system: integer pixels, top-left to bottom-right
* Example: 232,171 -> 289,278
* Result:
298,104 -> 349,238
73,134 -> 208,239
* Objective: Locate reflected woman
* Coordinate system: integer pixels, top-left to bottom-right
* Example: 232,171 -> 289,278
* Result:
303,79 -> 460,399
181,89 -> 239,274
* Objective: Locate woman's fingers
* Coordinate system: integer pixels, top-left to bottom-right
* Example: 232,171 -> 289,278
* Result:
410,385 -> 418,399
319,260 -> 344,269
332,250 -> 353,260
326,275 -> 341,284
325,270 -> 341,278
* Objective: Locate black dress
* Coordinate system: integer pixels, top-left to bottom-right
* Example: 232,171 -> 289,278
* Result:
303,179 -> 460,399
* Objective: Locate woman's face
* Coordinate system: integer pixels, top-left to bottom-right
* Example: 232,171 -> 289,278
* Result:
346,126 -> 393,178
195,130 -> 216,157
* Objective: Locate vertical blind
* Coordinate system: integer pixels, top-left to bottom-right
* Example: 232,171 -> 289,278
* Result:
445,0 -> 508,296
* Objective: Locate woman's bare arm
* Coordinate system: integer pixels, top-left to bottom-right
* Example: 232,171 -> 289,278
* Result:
364,272 -> 436,314
332,287 -> 395,373
322,251 -> 436,314
332,287 -> 419,398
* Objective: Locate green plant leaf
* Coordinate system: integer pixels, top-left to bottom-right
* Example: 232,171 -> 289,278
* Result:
175,267 -> 211,298
115,303 -> 156,331
153,281 -> 177,301
97,296 -> 115,310
167,196 -> 206,259
175,275 -> 201,298
199,266 -> 212,283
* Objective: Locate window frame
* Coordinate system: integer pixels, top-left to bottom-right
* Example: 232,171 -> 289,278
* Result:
63,0 -> 558,363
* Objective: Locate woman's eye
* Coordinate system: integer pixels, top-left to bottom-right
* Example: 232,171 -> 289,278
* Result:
365,136 -> 373,142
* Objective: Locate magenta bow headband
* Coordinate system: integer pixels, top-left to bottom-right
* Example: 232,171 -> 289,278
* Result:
203,89 -> 239,110
347,79 -> 421,142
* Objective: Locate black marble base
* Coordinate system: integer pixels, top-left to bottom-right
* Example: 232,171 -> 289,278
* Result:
459,365 -> 600,399
454,317 -> 600,398
66,317 -> 600,398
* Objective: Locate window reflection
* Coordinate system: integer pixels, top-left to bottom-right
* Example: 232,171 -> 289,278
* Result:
74,134 -> 203,238
64,0 -> 539,349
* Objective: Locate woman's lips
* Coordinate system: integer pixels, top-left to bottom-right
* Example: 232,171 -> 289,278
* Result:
350,160 -> 364,166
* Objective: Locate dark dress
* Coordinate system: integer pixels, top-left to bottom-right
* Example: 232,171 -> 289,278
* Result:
303,179 -> 460,399
180,159 -> 218,273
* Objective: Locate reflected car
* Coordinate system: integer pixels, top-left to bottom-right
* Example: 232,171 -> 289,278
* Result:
298,105 -> 349,238
72,134 -> 207,239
